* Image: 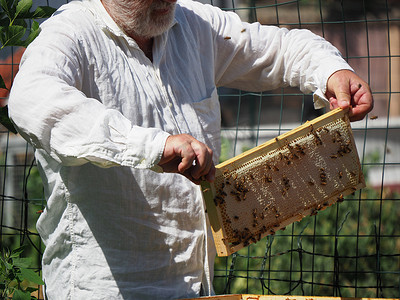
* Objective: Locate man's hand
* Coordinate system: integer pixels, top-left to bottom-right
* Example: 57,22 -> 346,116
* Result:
158,134 -> 216,185
326,69 -> 374,122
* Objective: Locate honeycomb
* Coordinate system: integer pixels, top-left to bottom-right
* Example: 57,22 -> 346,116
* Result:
201,108 -> 365,256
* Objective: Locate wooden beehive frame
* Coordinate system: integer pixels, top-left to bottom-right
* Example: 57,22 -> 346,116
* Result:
201,108 -> 365,257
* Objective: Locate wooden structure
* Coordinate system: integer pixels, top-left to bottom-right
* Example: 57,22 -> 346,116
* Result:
201,108 -> 365,256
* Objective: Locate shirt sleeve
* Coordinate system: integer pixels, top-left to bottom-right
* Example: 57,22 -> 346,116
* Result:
190,2 -> 353,107
8,20 -> 169,171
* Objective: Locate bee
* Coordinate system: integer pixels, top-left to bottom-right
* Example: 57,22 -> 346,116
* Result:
319,168 -> 327,185
338,171 -> 343,179
313,131 -> 323,145
330,154 -> 338,159
231,240 -> 241,246
264,174 -> 272,183
241,28 -> 246,33
273,166 -> 280,172
219,190 -> 227,197
203,188 -> 210,193
370,115 -> 378,120
308,181 -> 315,186
234,215 -> 239,220
337,194 -> 344,202
224,36 -> 231,40
230,190 -> 239,196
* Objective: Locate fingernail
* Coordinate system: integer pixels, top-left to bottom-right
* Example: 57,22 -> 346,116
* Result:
339,99 -> 350,107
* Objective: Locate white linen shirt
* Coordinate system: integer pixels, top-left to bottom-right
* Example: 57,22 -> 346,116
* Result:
8,0 -> 352,299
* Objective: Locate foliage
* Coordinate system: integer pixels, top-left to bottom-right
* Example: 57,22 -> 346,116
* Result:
0,245 -> 44,300
0,0 -> 56,133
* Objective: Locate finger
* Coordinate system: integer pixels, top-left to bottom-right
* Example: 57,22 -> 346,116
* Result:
329,96 -> 338,110
348,83 -> 374,121
349,96 -> 374,122
178,145 -> 196,173
205,163 -> 216,182
181,166 -> 202,185
190,144 -> 213,180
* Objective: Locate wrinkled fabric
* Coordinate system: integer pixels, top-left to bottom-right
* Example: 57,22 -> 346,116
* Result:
8,0 -> 352,299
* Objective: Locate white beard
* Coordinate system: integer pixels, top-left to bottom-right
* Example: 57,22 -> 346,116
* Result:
104,0 -> 176,39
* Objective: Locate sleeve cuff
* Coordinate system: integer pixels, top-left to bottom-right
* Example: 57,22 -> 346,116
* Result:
124,127 -> 171,170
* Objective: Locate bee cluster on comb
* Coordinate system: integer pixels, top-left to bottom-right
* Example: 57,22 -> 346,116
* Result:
201,108 -> 365,256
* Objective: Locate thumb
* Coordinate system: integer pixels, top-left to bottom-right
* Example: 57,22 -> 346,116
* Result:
326,70 -> 354,109
335,89 -> 351,108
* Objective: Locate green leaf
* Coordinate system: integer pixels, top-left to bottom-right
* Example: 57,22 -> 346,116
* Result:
25,286 -> 39,293
19,268 -> 44,285
22,20 -> 39,46
10,246 -> 26,258
0,74 -> 7,89
13,257 -> 32,269
0,13 -> 10,26
0,0 -> 12,20
0,105 -> 18,134
13,18 -> 27,27
30,6 -> 56,19
15,0 -> 32,19
13,289 -> 32,300
3,260 -> 13,270
3,24 -> 26,47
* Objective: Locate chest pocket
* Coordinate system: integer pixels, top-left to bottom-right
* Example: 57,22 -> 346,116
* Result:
189,88 -> 221,163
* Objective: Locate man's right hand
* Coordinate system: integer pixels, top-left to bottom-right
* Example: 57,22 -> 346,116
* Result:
158,134 -> 216,185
